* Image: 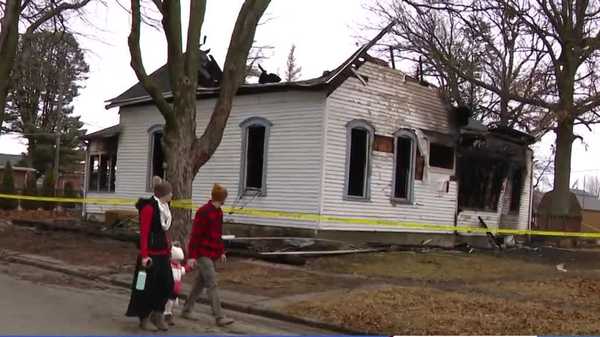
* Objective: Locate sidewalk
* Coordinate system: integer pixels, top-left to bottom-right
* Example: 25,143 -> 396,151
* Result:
0,248 -> 368,335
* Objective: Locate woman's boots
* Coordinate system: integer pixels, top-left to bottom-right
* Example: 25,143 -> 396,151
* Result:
139,316 -> 156,331
150,311 -> 169,331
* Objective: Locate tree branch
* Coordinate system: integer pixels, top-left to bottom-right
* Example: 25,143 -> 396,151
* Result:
193,0 -> 270,172
162,0 -> 183,92
24,0 -> 91,35
184,0 -> 206,78
127,0 -> 173,121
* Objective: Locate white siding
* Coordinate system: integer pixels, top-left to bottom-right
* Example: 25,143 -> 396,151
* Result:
86,91 -> 326,228
192,92 -> 325,228
320,62 -> 457,233
85,105 -> 164,215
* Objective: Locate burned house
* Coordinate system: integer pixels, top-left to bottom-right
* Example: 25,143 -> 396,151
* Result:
83,27 -> 534,244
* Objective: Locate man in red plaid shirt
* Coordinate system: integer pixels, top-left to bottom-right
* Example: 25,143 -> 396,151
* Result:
182,183 -> 234,326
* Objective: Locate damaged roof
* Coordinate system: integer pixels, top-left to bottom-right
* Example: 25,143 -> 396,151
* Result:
105,23 -> 399,109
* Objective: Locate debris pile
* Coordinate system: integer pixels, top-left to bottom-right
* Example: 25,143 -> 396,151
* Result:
225,237 -> 383,265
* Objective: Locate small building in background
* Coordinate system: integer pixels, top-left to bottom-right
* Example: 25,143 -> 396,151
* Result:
573,189 -> 600,230
0,153 -> 36,192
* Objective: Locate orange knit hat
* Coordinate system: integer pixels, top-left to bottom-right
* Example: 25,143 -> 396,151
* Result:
211,183 -> 228,202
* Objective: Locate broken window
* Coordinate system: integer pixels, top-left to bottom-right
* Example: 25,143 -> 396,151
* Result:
457,154 -> 510,211
245,126 -> 265,189
429,143 -> 454,169
345,120 -> 374,199
509,167 -> 525,213
240,117 -> 271,195
393,131 -> 416,202
89,155 -> 99,191
147,126 -> 166,190
88,153 -> 116,193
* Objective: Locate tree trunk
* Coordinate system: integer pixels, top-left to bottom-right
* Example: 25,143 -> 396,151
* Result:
0,0 -> 21,130
164,78 -> 197,246
551,117 -> 575,215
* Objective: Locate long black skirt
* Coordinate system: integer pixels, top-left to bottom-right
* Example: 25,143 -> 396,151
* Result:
125,254 -> 174,319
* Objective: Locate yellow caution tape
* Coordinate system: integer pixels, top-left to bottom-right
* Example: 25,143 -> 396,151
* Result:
1,193 -> 599,238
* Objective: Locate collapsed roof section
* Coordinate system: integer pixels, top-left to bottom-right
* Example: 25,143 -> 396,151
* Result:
105,23 -> 407,109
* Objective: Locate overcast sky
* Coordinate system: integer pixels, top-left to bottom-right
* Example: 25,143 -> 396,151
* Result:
1,1 -> 599,189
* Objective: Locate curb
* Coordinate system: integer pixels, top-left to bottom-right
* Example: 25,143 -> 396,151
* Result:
0,251 -> 369,335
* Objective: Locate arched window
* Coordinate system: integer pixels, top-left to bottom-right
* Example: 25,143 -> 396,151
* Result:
344,119 -> 374,200
392,129 -> 417,203
147,125 -> 165,190
239,117 -> 272,196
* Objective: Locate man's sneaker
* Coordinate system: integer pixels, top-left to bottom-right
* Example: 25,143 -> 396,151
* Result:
150,311 -> 169,331
139,316 -> 157,331
165,314 -> 175,326
216,316 -> 235,327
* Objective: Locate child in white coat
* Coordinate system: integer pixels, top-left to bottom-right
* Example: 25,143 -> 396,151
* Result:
164,245 -> 190,326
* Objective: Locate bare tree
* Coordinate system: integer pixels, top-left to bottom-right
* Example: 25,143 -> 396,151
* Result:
245,43 -> 273,82
368,1 -> 548,132
533,146 -> 555,190
284,44 -> 301,82
128,0 -> 270,242
375,0 -> 600,215
585,176 -> 600,198
0,0 -> 91,133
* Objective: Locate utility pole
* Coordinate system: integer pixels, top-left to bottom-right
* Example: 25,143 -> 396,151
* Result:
53,132 -> 61,193
53,77 -> 65,193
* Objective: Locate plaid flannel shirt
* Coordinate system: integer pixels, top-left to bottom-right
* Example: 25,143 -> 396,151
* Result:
187,201 -> 224,260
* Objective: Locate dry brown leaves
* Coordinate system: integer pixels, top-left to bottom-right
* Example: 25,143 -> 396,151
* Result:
285,286 -> 600,335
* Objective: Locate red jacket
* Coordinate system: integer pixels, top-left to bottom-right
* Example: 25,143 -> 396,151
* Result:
187,201 -> 224,260
139,204 -> 171,258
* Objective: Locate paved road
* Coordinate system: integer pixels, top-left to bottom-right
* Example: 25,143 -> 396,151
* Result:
0,261 -> 330,335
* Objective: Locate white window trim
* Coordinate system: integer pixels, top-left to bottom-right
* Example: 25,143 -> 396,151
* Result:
146,124 -> 164,192
392,129 -> 417,204
239,117 -> 272,197
343,119 -> 375,201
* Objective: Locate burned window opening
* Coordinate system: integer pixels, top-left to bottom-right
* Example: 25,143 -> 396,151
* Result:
457,154 -> 510,211
151,131 -> 165,180
344,120 -> 374,200
393,135 -> 414,201
457,131 -> 531,212
240,117 -> 271,196
347,128 -> 369,197
245,126 -> 266,190
88,153 -> 117,193
509,167 -> 525,213
430,143 -> 454,169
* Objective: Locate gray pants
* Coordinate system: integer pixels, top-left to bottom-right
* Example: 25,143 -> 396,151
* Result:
182,257 -> 223,319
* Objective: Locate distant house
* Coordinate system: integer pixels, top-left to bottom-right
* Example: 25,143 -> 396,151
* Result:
0,153 -> 36,192
82,26 -> 535,244
573,189 -> 600,228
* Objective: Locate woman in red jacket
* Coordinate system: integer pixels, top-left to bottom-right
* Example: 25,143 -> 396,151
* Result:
126,177 -> 174,331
